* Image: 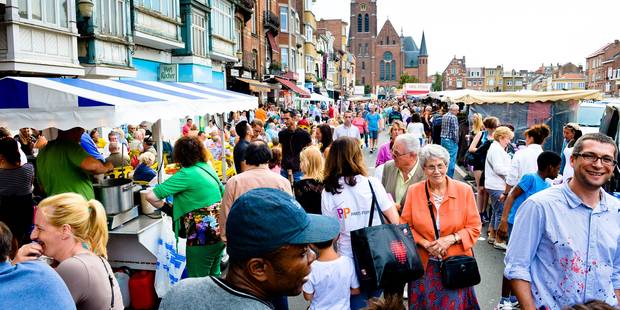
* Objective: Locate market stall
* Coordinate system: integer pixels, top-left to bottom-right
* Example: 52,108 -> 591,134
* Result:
0,76 -> 257,271
429,89 -> 602,153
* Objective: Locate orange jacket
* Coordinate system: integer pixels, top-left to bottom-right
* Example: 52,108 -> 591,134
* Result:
400,177 -> 481,268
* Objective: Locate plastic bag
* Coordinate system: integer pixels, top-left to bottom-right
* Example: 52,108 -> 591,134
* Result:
154,214 -> 186,297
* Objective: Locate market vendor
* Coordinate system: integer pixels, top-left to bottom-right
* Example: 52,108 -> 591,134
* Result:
145,136 -> 225,278
36,127 -> 114,200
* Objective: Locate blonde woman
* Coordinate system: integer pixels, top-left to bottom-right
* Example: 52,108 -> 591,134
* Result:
294,146 -> 325,214
14,193 -> 124,310
470,113 -> 484,136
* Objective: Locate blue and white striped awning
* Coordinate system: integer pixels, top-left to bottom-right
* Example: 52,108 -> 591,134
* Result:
0,77 -> 258,130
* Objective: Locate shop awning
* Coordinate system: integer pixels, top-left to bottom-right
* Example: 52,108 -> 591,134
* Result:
266,32 -> 279,53
0,77 -> 257,130
236,77 -> 279,92
275,77 -> 311,98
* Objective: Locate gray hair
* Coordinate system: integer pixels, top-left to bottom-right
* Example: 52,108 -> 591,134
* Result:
138,151 -> 156,166
109,142 -> 120,153
573,133 -> 618,158
394,133 -> 420,154
418,144 -> 451,168
449,104 -> 460,111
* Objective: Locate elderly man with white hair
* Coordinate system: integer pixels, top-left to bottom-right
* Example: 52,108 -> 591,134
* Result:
440,103 -> 460,178
379,133 -> 425,212
104,142 -> 129,168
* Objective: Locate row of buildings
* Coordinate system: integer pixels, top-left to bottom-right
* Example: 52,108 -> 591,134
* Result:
0,0 -> 357,105
440,40 -> 620,97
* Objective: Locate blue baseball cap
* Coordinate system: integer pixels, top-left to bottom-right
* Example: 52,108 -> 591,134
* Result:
226,188 -> 340,261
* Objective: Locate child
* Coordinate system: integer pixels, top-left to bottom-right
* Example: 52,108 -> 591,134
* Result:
303,238 -> 360,310
495,151 -> 561,310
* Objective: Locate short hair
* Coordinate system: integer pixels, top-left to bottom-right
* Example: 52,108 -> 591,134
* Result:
482,116 -> 500,130
0,221 -> 12,260
524,124 -> 551,145
537,151 -> 562,171
573,133 -> 618,159
0,137 -> 21,165
449,104 -> 459,111
245,140 -> 272,166
389,120 -> 407,135
108,142 -> 120,153
139,152 -> 156,166
235,121 -> 250,139
410,113 -> 421,123
0,127 -> 10,138
418,144 -> 451,168
394,133 -> 420,154
493,126 -> 514,141
173,136 -> 207,167
186,118 -> 193,122
283,109 -> 297,118
250,119 -> 264,128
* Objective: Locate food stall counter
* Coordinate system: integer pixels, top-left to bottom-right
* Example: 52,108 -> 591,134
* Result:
107,215 -> 164,271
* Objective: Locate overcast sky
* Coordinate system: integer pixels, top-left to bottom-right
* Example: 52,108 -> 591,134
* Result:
313,0 -> 619,75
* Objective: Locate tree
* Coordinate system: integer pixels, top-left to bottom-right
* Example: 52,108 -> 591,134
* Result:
398,73 -> 418,87
364,84 -> 372,95
432,73 -> 442,91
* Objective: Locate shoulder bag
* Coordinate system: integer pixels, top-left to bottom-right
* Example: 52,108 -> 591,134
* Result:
350,180 -> 424,290
425,182 -> 481,289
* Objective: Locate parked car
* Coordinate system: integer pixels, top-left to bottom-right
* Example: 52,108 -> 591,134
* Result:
578,101 -> 607,134
599,102 -> 620,193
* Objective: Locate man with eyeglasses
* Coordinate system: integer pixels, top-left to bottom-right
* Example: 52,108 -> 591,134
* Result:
505,133 -> 620,310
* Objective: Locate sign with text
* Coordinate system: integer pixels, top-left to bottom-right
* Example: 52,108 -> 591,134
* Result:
159,64 -> 178,82
403,83 -> 431,95
354,85 -> 365,95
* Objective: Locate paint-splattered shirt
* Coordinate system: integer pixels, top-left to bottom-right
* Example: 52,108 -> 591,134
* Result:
504,181 -> 620,309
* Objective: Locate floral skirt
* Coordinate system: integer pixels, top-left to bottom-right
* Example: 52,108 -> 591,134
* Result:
408,260 -> 480,310
181,203 -> 221,247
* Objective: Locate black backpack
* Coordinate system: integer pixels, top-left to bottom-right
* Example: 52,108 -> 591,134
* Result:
473,139 -> 493,168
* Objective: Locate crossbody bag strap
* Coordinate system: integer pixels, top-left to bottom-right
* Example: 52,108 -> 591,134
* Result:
197,164 -> 224,195
424,181 -> 440,240
98,256 -> 115,310
367,179 -> 386,227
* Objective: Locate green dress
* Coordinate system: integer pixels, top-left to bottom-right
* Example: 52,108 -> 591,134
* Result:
153,162 -> 225,277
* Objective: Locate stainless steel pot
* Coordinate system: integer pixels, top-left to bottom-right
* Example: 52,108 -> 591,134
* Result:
93,178 -> 140,215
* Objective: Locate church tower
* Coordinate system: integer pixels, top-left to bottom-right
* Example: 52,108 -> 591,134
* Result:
348,0 -> 377,91
418,31 -> 428,83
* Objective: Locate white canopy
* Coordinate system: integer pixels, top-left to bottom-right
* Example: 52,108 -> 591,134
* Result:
0,76 -> 258,130
429,89 -> 602,105
308,93 -> 334,103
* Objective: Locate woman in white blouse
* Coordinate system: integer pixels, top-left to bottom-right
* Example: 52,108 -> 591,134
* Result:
406,113 -> 426,147
484,127 -> 514,248
504,124 -> 551,197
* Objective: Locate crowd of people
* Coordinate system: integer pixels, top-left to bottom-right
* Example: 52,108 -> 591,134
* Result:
0,96 -> 619,310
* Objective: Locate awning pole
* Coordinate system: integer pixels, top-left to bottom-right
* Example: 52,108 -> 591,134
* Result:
220,113 -> 228,183
155,119 -> 164,184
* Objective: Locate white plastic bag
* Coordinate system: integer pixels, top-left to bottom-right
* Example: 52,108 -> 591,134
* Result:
154,214 -> 186,297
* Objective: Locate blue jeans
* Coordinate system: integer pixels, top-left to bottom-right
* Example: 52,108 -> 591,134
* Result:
441,138 -> 458,178
350,286 -> 382,310
487,189 -> 504,231
280,169 -> 303,182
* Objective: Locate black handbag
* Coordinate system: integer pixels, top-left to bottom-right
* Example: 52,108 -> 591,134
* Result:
424,182 -> 481,290
351,180 -> 425,291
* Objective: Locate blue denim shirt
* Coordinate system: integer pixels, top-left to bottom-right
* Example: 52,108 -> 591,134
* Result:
504,181 -> 620,309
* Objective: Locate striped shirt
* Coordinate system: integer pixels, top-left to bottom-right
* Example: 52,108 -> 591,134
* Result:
0,163 -> 34,196
440,113 -> 459,143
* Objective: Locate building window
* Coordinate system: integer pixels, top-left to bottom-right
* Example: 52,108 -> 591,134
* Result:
291,49 -> 297,71
251,8 -> 256,34
96,0 -> 126,37
360,3 -> 367,11
357,14 -> 362,33
281,47 -> 289,69
252,49 -> 258,69
364,14 -> 369,32
19,0 -> 69,28
380,62 -> 385,81
234,18 -> 242,54
305,25 -> 313,42
191,12 -> 208,57
362,76 -> 365,85
138,0 -> 178,19
391,62 -> 396,80
280,6 -> 288,32
294,14 -> 300,34
306,56 -> 313,72
212,0 -> 233,40
361,62 -> 365,70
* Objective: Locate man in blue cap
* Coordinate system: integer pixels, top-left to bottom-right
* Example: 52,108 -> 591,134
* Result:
160,188 -> 340,310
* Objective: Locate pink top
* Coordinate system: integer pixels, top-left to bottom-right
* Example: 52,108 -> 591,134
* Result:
375,142 -> 393,167
352,118 -> 367,134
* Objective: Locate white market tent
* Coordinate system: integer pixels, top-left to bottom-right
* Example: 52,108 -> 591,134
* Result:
0,76 -> 257,130
428,89 -> 602,105
308,93 -> 334,104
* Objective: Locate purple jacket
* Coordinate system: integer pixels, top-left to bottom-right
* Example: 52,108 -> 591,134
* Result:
375,142 -> 393,167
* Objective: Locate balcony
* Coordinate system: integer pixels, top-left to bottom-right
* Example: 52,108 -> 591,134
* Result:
264,11 -> 280,34
235,0 -> 254,22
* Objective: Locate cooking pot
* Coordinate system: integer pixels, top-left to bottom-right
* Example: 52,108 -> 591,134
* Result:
94,178 -> 141,215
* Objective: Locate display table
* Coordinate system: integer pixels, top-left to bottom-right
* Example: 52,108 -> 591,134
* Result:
108,215 -> 163,270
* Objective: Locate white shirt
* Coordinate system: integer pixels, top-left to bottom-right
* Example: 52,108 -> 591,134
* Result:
407,122 -> 425,138
302,256 -> 359,310
321,175 -> 393,258
333,124 -> 361,140
484,141 -> 512,191
505,144 -> 543,186
563,146 -> 575,180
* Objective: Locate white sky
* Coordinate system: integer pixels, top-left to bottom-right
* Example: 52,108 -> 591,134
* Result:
313,0 -> 619,75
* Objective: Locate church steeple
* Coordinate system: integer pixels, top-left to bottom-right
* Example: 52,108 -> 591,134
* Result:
419,31 -> 428,56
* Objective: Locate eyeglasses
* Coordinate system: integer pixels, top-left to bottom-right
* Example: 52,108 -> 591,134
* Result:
573,152 -> 617,166
424,164 -> 447,171
392,151 -> 410,158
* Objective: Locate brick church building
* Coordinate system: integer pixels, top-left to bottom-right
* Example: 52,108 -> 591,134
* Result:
348,0 -> 428,97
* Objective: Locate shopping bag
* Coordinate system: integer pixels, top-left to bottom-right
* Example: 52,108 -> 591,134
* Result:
351,181 -> 424,291
154,214 -> 187,297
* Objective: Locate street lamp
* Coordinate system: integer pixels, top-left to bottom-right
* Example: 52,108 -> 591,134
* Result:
78,0 -> 95,19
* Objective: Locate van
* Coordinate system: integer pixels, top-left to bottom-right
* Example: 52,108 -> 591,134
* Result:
578,101 -> 607,134
599,103 -> 620,193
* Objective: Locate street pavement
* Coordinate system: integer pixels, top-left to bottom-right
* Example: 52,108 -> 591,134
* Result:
288,130 -> 505,310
